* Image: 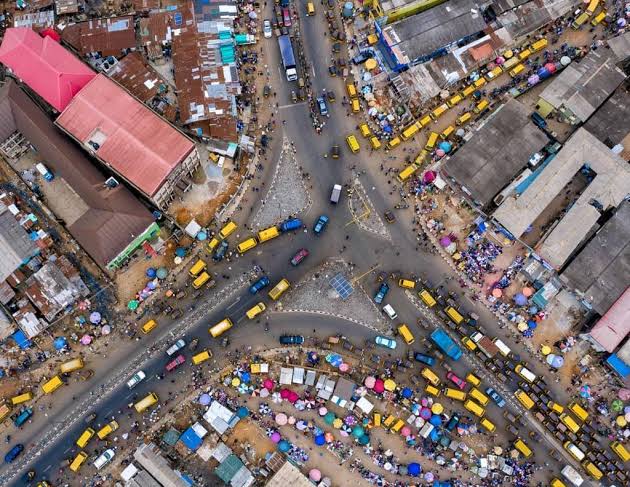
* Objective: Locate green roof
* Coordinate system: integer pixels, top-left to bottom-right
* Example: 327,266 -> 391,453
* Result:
215,454 -> 244,482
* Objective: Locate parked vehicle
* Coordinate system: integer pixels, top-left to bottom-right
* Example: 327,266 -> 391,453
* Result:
165,355 -> 185,372
280,218 -> 302,232
249,276 -> 270,294
446,372 -> 467,390
313,215 -> 329,234
413,353 -> 436,366
375,336 -> 397,350
166,339 -> 186,356
485,387 -> 506,408
317,97 -> 328,116
430,329 -> 462,361
279,335 -> 304,345
263,19 -> 272,38
4,444 -> 24,463
94,449 -> 115,470
374,283 -> 389,304
126,371 -> 146,389
213,241 -> 229,261
290,248 -> 309,266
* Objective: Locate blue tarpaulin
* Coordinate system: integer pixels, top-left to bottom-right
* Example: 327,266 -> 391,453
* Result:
606,354 -> 630,378
12,330 -> 31,349
179,427 -> 203,451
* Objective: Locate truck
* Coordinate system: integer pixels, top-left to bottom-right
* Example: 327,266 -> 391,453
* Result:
278,35 -> 298,81
13,408 -> 33,427
430,329 -> 462,361
330,184 -> 342,204
470,332 -> 499,359
560,465 -> 584,486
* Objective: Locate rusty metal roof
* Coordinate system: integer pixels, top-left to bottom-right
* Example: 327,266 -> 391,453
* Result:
61,16 -> 136,57
108,51 -> 168,103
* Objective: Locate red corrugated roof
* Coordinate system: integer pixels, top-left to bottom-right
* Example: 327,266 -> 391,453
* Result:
0,27 -> 96,111
56,74 -> 194,197
589,287 -> 630,352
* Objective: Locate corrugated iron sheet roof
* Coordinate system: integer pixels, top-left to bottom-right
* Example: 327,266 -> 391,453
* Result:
56,74 -> 194,197
61,16 -> 136,58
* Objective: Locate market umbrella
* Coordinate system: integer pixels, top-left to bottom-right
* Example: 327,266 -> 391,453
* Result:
339,363 -> 350,372
616,416 -> 627,427
492,288 -> 502,298
333,418 -> 343,429
384,379 -> 396,392
80,334 -> 92,345
175,247 -> 186,257
263,379 -> 275,390
314,434 -> 326,446
127,300 -> 139,311
53,337 -> 67,350
517,322 -> 528,332
429,415 -> 442,426
296,420 -> 307,431
424,472 -> 433,481
236,406 -> 249,418
420,408 -> 431,420
288,416 -> 296,425
146,267 -> 157,278
541,345 -> 551,356
401,387 -> 413,399
275,413 -> 288,425
580,385 -> 591,399
324,432 -> 334,443
280,389 -> 290,399
548,355 -> 564,368
89,311 -> 101,324
345,415 -> 357,426
439,237 -> 452,247
352,426 -> 365,438
278,440 -> 291,452
373,379 -> 385,394
612,399 -> 624,412
522,287 -> 533,297
259,388 -> 269,398
288,391 -> 299,403
364,376 -> 376,388
231,377 -> 240,387
358,435 -> 370,445
309,469 -> 322,482
528,320 -> 537,329
270,432 -> 281,443
431,403 -> 443,415
423,171 -> 437,183
240,372 -> 251,383
618,389 -> 630,401
399,465 -> 408,476
101,325 -> 111,335
513,293 -> 528,306
324,412 -> 336,425
319,407 -> 328,416
156,267 -> 168,279
408,463 -> 421,476
401,426 -> 411,436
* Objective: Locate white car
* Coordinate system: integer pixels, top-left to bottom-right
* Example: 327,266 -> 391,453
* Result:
126,370 -> 146,389
94,449 -> 115,470
263,20 -> 272,38
375,336 -> 397,349
166,338 -> 186,356
382,304 -> 398,320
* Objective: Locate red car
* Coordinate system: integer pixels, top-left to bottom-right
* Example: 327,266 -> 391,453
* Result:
166,354 -> 185,372
282,8 -> 291,27
446,371 -> 467,390
290,248 -> 309,266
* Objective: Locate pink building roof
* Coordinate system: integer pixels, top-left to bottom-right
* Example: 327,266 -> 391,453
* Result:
0,27 -> 96,111
56,74 -> 194,197
589,287 -> 630,352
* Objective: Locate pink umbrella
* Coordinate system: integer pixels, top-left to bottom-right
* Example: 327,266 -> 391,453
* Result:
401,426 -> 411,436
288,391 -> 299,403
275,413 -> 288,425
423,170 -> 437,183
364,376 -> 376,388
420,408 -> 431,420
80,334 -> 92,345
495,56 -> 505,64
373,379 -> 385,393
309,469 -> 322,482
271,431 -> 281,443
339,363 -> 350,372
618,388 -> 630,401
421,398 -> 429,407
522,287 -> 533,297
263,379 -> 275,390
280,389 -> 290,399
319,407 -> 328,416
492,288 -> 503,298
324,432 -> 334,443
288,416 -> 296,425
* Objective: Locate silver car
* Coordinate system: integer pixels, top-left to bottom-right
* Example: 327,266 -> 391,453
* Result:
263,20 -> 272,38
166,338 -> 186,356
126,370 -> 146,389
94,449 -> 115,470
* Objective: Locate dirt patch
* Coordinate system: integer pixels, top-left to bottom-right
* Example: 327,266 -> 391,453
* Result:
115,253 -> 169,305
226,418 -> 276,459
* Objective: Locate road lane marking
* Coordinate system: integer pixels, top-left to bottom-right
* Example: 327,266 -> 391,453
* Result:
43,465 -> 51,472
278,102 -> 307,109
226,297 -> 241,310
63,447 -> 71,454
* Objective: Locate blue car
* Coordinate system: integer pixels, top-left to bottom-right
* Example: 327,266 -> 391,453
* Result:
317,97 -> 328,116
279,335 -> 304,345
4,444 -> 23,464
249,276 -> 270,294
313,215 -> 329,235
445,413 -> 460,431
280,218 -> 302,232
374,283 -> 389,304
213,240 -> 228,261
485,387 -> 506,408
413,352 -> 436,366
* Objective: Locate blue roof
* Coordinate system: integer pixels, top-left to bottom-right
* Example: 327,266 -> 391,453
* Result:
606,354 -> 630,378
180,427 -> 203,451
11,330 -> 31,349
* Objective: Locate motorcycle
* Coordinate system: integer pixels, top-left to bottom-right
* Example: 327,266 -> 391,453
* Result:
264,322 -> 269,332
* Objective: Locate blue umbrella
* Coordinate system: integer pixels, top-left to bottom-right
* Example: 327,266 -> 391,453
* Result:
175,247 -> 187,257
408,463 -> 421,476
240,372 -> 251,383
197,231 -> 207,241
146,267 -> 157,278
429,415 -> 442,426
278,440 -> 291,452
314,434 -> 326,446
53,337 -> 67,350
527,320 -> 537,328
401,387 -> 413,399
358,434 -> 370,445
156,267 -> 168,279
514,293 -> 528,306
438,141 -> 452,153
237,406 -> 249,418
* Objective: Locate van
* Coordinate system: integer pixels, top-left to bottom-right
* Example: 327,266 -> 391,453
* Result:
346,134 -> 360,153
373,412 -> 381,427
246,302 -> 266,319
518,49 -> 532,61
443,388 -> 467,401
560,413 -> 581,433
134,392 -> 159,413
383,415 -> 395,428
97,420 -> 119,440
484,66 -> 503,81
192,350 -> 212,365
590,10 -> 606,25
359,123 -> 371,138
469,387 -> 489,406
0,403 -> 11,423
430,103 -> 448,121
548,401 -> 565,414
76,428 -> 95,448
531,38 -> 548,52
473,100 -> 489,114
568,402 -> 588,422
414,150 -> 428,165
425,384 -> 441,397
514,438 -> 532,458
369,137 -> 381,150
330,184 -> 342,204
42,375 -> 63,394
440,125 -> 455,140
398,279 -> 415,289
421,367 -> 440,386
383,304 -> 397,320
386,136 -> 401,150
141,319 -> 157,334
346,83 -> 357,98
610,441 -> 630,461
564,442 -> 585,461
258,226 -> 280,243
461,85 -> 475,97
391,419 -> 404,433
456,112 -> 472,126
60,358 -> 84,374
550,479 -> 566,487
209,318 -> 233,337
417,289 -> 436,307
514,364 -> 536,383
351,98 -> 360,112
447,94 -> 462,108
480,418 -> 496,432
581,460 -> 602,480
237,237 -> 258,254
502,56 -> 520,71
418,114 -> 432,127
509,64 -> 526,77
306,1 -> 315,15
69,451 -> 88,472
425,132 -> 438,151
461,337 -> 477,351
512,389 -> 533,409
10,392 -> 33,405
397,165 -> 418,182
464,399 -> 485,417
465,373 -> 481,387
401,122 -> 419,141
397,324 -> 414,344
193,271 -> 211,289
189,259 -> 206,278
269,278 -> 290,300
473,78 -> 487,88
492,338 -> 511,357
207,237 -> 220,252
445,306 -> 464,324
219,221 -> 237,239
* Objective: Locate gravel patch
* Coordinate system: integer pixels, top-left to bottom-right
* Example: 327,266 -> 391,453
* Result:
253,137 -> 310,228
347,177 -> 391,240
277,259 -> 390,333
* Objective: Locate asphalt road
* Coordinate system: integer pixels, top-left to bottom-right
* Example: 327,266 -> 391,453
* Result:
0,3 -> 595,486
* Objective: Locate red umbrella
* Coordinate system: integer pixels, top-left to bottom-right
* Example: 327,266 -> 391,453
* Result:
280,389 -> 291,399
373,379 -> 385,394
423,170 -> 437,183
263,379 -> 275,390
288,391 -> 299,403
